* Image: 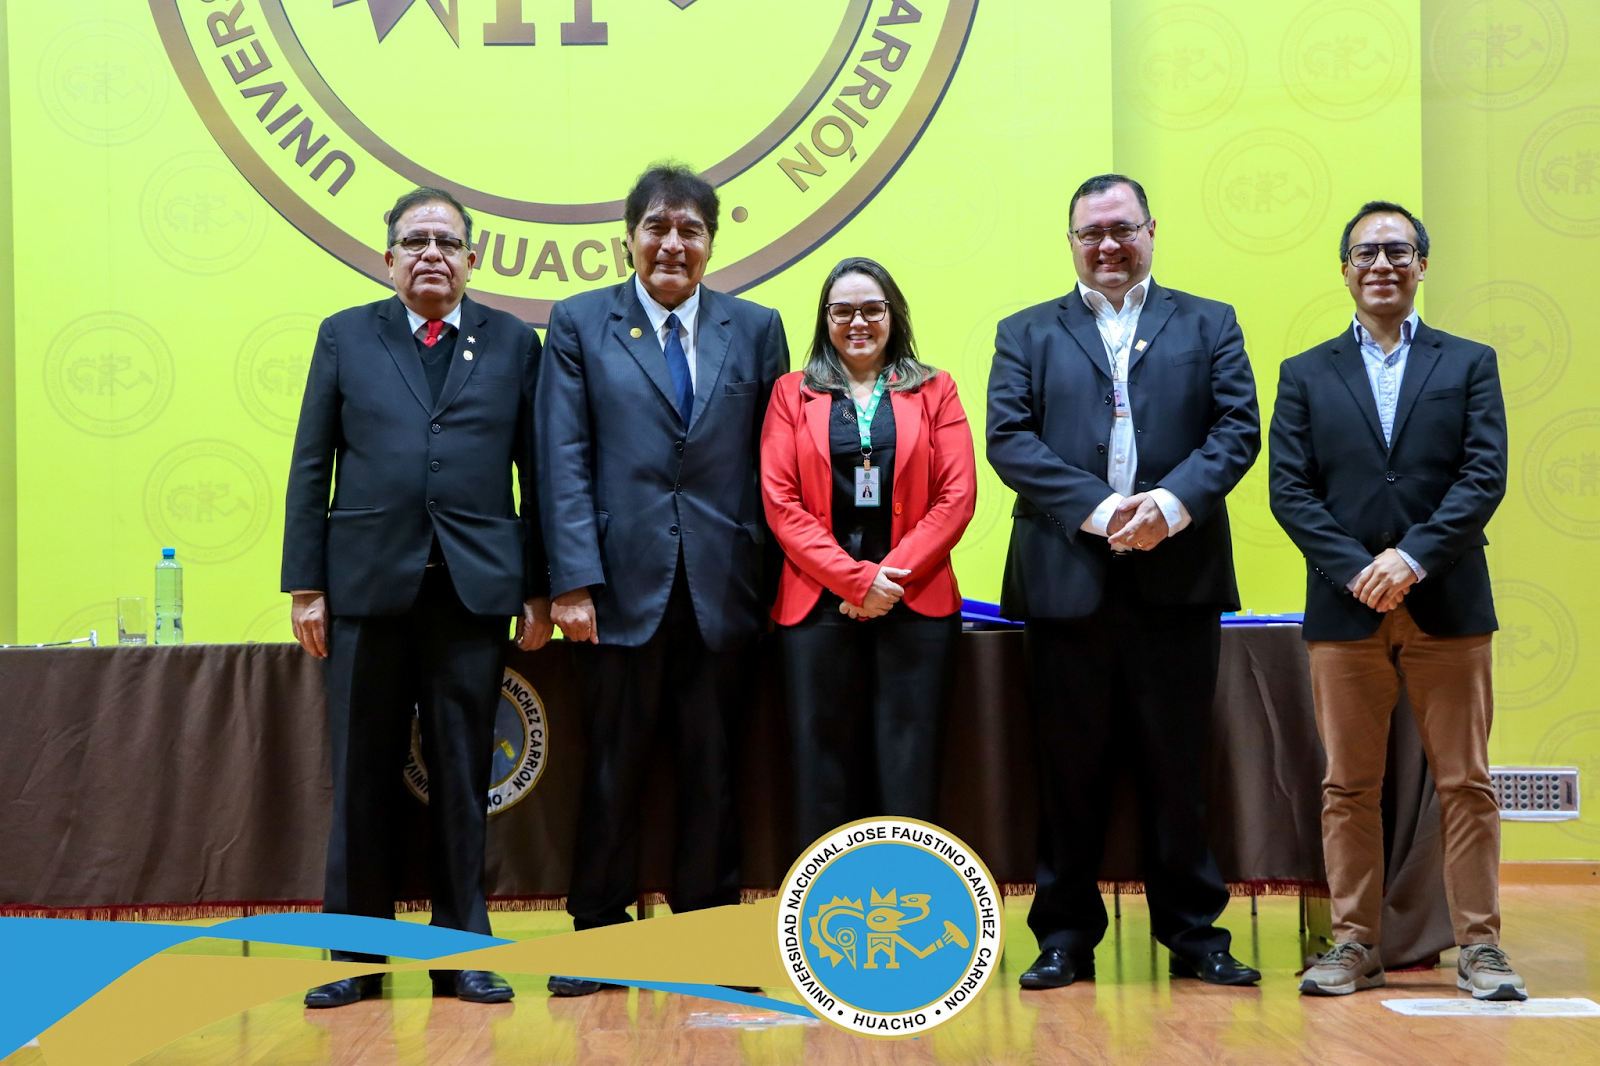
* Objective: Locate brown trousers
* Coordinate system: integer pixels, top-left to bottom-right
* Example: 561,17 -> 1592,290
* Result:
1309,604 -> 1500,946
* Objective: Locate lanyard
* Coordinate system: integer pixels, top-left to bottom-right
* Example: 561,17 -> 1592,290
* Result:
851,373 -> 888,466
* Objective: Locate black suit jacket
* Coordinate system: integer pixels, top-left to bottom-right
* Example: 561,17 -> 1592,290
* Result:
1269,320 -> 1506,641
986,281 -> 1260,619
536,281 -> 789,651
281,295 -> 546,617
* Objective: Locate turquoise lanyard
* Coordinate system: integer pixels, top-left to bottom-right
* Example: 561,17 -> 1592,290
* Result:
851,373 -> 889,464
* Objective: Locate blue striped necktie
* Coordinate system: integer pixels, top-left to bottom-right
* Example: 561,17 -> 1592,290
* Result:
664,312 -> 693,422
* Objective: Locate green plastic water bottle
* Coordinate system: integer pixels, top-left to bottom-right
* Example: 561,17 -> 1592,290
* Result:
155,547 -> 184,645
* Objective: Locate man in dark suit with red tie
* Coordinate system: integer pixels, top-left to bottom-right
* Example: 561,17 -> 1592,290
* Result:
986,174 -> 1261,990
282,187 -> 552,1007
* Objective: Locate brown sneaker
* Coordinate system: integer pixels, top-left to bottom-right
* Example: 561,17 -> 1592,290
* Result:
1299,942 -> 1384,996
1456,944 -> 1528,1001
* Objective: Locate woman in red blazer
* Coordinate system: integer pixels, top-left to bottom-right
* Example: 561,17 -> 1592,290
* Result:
761,256 -> 977,854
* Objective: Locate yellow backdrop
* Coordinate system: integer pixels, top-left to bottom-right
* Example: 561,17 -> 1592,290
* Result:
1,0 -> 1595,860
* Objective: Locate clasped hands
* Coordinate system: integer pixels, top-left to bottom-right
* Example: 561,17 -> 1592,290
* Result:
1107,492 -> 1169,551
1348,548 -> 1417,613
840,566 -> 912,621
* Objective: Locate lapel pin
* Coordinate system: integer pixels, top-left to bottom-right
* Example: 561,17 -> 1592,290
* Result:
467,335 -> 475,344
464,351 -> 474,360
630,327 -> 643,338
1135,340 -> 1148,352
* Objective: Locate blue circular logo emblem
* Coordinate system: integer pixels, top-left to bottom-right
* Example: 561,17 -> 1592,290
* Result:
775,818 -> 1003,1036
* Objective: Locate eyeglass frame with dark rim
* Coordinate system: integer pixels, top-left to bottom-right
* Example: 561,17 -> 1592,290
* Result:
1344,241 -> 1419,268
1069,220 -> 1153,246
826,300 -> 890,324
392,234 -> 468,256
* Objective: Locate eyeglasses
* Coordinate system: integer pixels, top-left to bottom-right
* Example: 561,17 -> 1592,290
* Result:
827,301 -> 889,324
1345,242 -> 1418,268
393,234 -> 467,256
1070,220 -> 1151,246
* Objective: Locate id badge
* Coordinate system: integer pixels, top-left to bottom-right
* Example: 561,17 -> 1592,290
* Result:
1112,381 -> 1131,418
854,465 -> 881,507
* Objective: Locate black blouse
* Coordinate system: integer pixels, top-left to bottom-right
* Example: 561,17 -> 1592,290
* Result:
828,390 -> 896,563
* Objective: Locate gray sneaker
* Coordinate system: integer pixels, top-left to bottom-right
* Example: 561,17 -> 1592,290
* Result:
1299,942 -> 1385,996
1456,944 -> 1528,1001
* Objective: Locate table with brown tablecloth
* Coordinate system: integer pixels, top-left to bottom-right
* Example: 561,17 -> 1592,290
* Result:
0,626 -> 1452,965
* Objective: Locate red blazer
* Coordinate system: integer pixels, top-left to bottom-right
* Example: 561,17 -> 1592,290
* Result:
761,369 -> 977,624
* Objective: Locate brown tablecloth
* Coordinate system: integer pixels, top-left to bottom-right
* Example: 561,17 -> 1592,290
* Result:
0,626 -> 1451,965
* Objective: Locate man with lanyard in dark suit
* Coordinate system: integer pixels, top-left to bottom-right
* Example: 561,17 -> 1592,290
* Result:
987,173 -> 1261,990
283,187 -> 552,1008
1271,201 -> 1523,1000
537,163 -> 789,996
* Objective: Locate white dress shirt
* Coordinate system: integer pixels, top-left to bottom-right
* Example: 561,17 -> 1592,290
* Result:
1352,309 -> 1426,581
1075,277 -> 1191,547
634,275 -> 701,389
403,301 -> 463,337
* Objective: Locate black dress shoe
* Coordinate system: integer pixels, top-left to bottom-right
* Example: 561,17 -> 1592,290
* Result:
547,975 -> 620,997
1019,947 -> 1093,989
1169,950 -> 1261,986
431,970 -> 515,1003
304,974 -> 383,1008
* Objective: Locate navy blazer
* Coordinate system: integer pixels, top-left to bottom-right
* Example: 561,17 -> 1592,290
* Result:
986,281 -> 1260,619
281,295 -> 546,617
536,281 -> 789,652
1269,320 -> 1506,641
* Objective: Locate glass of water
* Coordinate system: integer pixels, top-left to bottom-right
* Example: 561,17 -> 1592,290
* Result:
117,597 -> 148,645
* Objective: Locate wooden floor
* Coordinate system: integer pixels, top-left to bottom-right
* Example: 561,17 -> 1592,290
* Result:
9,886 -> 1600,1065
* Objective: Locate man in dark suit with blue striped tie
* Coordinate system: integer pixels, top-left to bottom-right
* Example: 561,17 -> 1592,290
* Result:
537,163 -> 789,995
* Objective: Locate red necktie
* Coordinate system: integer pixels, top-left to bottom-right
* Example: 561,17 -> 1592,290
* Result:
421,320 -> 444,347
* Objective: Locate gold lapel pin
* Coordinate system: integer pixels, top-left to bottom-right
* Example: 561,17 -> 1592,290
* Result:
630,327 -> 643,338
1135,339 -> 1148,352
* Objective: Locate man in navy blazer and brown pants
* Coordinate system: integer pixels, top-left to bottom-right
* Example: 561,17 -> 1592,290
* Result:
987,174 -> 1261,989
1271,201 -> 1524,1000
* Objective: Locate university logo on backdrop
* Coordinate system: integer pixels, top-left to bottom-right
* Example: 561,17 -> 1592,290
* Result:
151,0 -> 976,324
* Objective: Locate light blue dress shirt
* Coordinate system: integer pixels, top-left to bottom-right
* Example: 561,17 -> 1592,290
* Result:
1352,310 -> 1425,580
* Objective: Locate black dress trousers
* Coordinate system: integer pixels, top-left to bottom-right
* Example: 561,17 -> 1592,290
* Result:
321,566 -> 508,965
1024,563 -> 1232,960
565,561 -> 751,929
781,599 -> 960,853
